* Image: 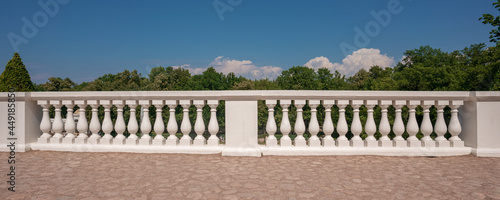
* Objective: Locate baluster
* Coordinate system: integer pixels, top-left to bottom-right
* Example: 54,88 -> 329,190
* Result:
350,100 -> 364,147
138,100 -> 152,145
50,100 -> 64,144
449,100 -> 464,147
378,100 -> 392,147
62,100 -> 76,144
336,100 -> 349,147
294,100 -> 307,147
393,100 -> 406,147
308,100 -> 321,147
435,100 -> 450,147
279,100 -> 292,147
87,100 -> 101,145
322,100 -> 335,147
179,100 -> 192,146
265,100 -> 278,147
75,100 -> 88,144
165,100 -> 179,146
421,100 -> 435,147
100,100 -> 113,145
406,100 -> 420,147
193,100 -> 206,146
364,100 -> 378,147
125,100 -> 139,145
37,100 -> 52,144
152,100 -> 166,146
207,100 -> 219,146
113,100 -> 126,145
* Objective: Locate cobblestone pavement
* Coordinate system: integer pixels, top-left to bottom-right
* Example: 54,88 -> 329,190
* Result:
1,151 -> 500,200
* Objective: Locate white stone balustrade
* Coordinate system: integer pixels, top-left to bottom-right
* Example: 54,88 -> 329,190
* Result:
262,98 -> 470,152
27,95 -> 223,154
1,90 -> 499,157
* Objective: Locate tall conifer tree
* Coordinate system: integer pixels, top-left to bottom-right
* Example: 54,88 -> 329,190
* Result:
0,52 -> 34,92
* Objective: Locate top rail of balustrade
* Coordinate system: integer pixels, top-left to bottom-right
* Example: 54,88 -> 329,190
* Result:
9,90 -> 476,101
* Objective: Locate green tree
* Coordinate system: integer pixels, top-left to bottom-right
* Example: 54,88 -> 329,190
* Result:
276,66 -> 318,90
189,67 -> 230,90
365,66 -> 397,90
393,46 -> 464,91
0,52 -> 35,92
39,77 -> 76,91
347,68 -> 370,90
459,44 -> 500,91
78,69 -> 146,91
148,66 -> 192,90
254,78 -> 280,90
479,0 -> 500,43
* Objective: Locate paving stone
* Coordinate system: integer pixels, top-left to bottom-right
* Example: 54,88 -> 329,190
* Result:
0,152 -> 499,199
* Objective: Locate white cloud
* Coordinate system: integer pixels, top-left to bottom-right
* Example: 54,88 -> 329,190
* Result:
183,56 -> 282,79
304,48 -> 395,77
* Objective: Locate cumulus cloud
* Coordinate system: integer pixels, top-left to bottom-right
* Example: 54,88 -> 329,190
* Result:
304,48 -> 395,77
183,56 -> 282,79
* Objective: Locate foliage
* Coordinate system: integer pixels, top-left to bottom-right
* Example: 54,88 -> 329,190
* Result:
0,52 -> 34,92
479,0 -> 500,43
276,66 -> 319,90
38,77 -> 76,91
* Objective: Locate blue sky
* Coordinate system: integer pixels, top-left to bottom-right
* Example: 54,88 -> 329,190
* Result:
0,0 -> 497,84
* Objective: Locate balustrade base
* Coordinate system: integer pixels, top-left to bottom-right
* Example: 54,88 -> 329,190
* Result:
113,138 -> 125,145
436,140 -> 451,147
74,138 -> 87,144
260,146 -> 472,156
308,139 -> 321,147
193,139 -> 206,146
393,140 -> 407,148
280,139 -> 292,147
365,140 -> 378,148
30,143 -> 225,154
152,139 -> 165,146
207,139 -> 219,146
100,138 -> 113,145
165,139 -> 178,146
265,138 -> 278,147
294,140 -> 307,147
50,137 -> 62,144
38,138 -> 50,144
337,140 -> 350,147
379,140 -> 392,147
422,140 -> 436,147
139,138 -> 152,146
87,137 -> 100,145
350,140 -> 364,147
126,138 -> 138,145
222,147 -> 262,157
451,140 -> 464,148
473,148 -> 500,157
62,138 -> 75,144
323,139 -> 336,147
408,140 -> 421,147
179,139 -> 192,146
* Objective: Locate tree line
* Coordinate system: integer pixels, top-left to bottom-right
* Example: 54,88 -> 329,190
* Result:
33,44 -> 500,92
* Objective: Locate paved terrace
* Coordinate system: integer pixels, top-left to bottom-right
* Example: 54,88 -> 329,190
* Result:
1,151 -> 500,200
